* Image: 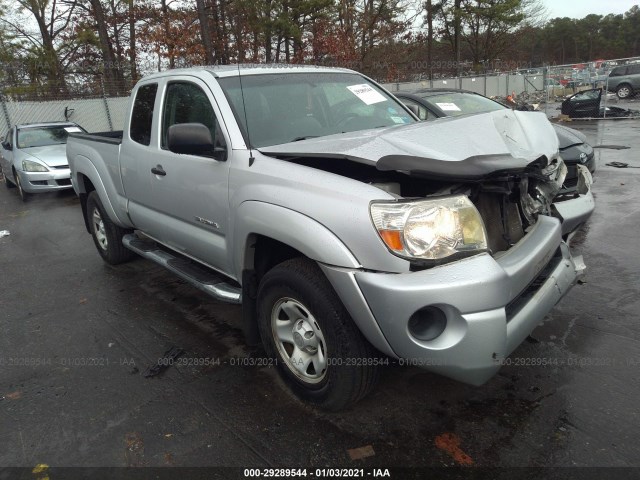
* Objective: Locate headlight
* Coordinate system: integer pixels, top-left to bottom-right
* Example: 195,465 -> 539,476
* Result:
22,159 -> 49,172
370,195 -> 488,261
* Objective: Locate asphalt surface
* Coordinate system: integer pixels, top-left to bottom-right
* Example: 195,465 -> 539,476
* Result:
1,119 -> 639,473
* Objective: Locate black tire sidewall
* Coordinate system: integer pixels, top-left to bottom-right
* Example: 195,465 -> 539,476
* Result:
257,259 -> 373,410
86,191 -> 133,265
2,169 -> 14,188
15,172 -> 28,201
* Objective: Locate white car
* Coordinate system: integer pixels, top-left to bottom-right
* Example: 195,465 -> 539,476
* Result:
0,122 -> 86,201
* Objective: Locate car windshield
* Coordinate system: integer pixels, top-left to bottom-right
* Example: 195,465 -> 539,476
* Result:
17,125 -> 83,149
218,72 -> 415,148
421,92 -> 506,117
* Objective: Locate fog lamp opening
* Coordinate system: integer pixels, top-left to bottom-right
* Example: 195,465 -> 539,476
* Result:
408,306 -> 447,341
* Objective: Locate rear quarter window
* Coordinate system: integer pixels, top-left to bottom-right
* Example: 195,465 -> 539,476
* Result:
627,64 -> 640,75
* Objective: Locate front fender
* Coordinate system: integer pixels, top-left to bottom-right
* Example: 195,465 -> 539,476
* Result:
71,154 -> 132,228
233,201 -> 360,280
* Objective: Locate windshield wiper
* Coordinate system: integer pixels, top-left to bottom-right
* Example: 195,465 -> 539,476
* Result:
291,136 -> 319,142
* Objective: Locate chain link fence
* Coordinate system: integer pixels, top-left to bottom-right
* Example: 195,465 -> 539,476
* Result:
2,56 -> 638,139
544,56 -> 640,120
382,56 -> 640,120
0,69 -> 133,138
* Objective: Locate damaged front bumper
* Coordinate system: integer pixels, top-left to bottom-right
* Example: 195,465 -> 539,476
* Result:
554,164 -> 595,235
321,166 -> 594,386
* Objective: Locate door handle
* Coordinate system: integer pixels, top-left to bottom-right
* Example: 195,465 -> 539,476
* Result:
151,165 -> 166,176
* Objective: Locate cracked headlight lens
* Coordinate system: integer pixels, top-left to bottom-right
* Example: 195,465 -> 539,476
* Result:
371,195 -> 488,261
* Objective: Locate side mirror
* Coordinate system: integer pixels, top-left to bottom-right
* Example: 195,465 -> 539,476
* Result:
1,142 -> 11,151
405,104 -> 419,117
168,123 -> 225,160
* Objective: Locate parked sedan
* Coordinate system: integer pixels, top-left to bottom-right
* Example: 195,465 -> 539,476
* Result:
0,122 -> 86,201
395,89 -> 595,190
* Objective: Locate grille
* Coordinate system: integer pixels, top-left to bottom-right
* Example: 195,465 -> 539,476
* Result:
56,179 -> 71,186
52,165 -> 69,169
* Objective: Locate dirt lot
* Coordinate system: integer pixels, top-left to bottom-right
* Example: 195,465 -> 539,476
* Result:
1,119 -> 639,476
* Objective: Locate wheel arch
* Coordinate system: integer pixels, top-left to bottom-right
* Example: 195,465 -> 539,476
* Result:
234,201 -> 361,346
71,154 -> 132,231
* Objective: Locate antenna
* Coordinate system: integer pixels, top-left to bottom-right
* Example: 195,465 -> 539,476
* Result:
237,63 -> 255,166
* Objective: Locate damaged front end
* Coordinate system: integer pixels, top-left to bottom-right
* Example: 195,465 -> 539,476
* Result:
260,109 -> 594,264
468,155 -> 570,256
367,153 -> 588,266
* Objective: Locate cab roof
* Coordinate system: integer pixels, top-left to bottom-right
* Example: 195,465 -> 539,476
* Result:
139,64 -> 357,82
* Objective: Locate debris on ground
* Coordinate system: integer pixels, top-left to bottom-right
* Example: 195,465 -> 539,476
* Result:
0,230 -> 9,238
434,433 -> 474,466
5,391 -> 22,400
124,432 -> 145,466
593,145 -> 631,150
606,162 -> 640,168
142,346 -> 184,378
347,445 -> 375,461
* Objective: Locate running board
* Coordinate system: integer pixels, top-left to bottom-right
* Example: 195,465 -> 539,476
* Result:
122,234 -> 242,304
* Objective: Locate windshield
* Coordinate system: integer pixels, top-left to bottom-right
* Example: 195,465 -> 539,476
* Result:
421,92 -> 506,117
218,72 -> 415,148
17,125 -> 84,149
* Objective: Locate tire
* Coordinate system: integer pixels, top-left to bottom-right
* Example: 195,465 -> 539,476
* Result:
86,191 -> 136,265
616,84 -> 633,99
13,170 -> 29,201
2,168 -> 15,188
257,257 -> 379,411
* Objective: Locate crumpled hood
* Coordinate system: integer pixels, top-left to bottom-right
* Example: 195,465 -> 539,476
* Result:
21,144 -> 68,167
260,110 -> 559,180
552,124 -> 587,149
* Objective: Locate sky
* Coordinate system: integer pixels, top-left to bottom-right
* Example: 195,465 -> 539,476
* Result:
541,0 -> 638,19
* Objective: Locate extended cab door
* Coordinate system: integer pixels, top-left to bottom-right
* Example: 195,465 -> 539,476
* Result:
125,76 -> 233,273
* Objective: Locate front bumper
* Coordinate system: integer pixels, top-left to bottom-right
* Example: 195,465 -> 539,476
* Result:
554,165 -> 595,235
17,169 -> 73,193
321,168 -> 594,387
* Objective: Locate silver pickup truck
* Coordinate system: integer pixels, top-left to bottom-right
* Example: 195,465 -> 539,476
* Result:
68,65 -> 594,410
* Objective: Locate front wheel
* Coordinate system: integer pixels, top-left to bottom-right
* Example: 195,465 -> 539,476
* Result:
86,191 -> 135,265
257,258 -> 379,411
14,171 -> 29,201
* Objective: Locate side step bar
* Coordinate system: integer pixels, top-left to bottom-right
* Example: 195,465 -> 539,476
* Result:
122,234 -> 242,304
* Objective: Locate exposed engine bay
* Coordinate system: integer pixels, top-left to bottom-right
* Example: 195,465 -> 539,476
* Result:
268,154 -> 568,256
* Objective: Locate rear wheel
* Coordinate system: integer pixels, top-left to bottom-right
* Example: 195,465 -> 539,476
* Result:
616,84 -> 633,99
86,191 -> 135,265
2,168 -> 15,188
257,257 -> 379,411
14,170 -> 29,201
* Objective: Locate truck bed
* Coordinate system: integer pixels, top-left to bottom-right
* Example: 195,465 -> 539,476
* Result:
68,130 -> 123,145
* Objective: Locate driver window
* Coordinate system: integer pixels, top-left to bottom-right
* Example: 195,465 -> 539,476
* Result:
161,82 -> 226,155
